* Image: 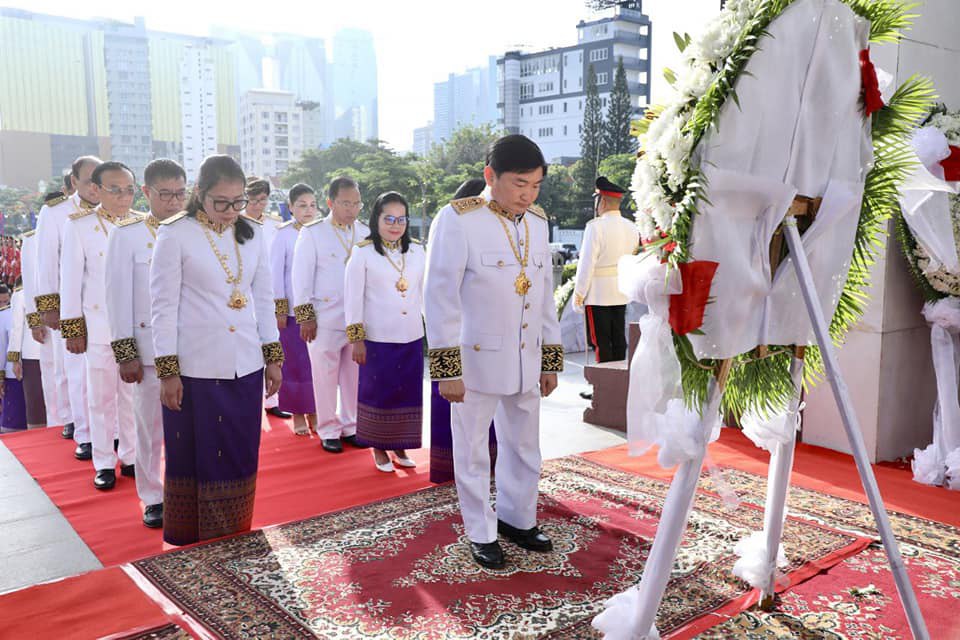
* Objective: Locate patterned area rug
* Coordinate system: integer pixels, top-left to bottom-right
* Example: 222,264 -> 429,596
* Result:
118,623 -> 194,639
694,469 -> 960,639
133,457 -> 868,639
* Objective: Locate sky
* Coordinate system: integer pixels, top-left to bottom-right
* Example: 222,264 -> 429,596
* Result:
6,0 -> 721,151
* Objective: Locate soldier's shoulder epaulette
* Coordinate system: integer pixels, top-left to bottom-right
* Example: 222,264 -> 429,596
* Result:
527,204 -> 548,220
279,219 -> 296,229
0,305 -> 9,312
159,211 -> 188,226
242,214 -> 263,225
117,215 -> 144,228
68,209 -> 95,221
44,192 -> 67,207
410,238 -> 422,245
265,212 -> 283,223
303,218 -> 323,227
357,239 -> 373,248
451,196 -> 486,215
22,230 -> 35,238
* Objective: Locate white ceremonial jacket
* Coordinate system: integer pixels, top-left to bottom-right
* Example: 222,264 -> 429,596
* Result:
19,232 -> 44,355
34,192 -> 94,313
271,221 -> 300,316
10,289 -> 40,362
574,210 -> 639,308
0,304 -> 12,379
150,213 -> 279,379
424,197 -> 563,396
105,213 -> 159,365
291,216 -> 368,332
344,241 -> 426,344
254,212 -> 283,257
61,207 -> 139,345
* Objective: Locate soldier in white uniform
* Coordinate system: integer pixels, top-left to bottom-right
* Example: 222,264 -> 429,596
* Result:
105,159 -> 186,527
291,176 -> 368,453
425,135 -> 563,569
35,156 -> 100,456
573,176 -> 640,398
245,176 -> 289,419
60,161 -> 137,490
21,226 -> 70,429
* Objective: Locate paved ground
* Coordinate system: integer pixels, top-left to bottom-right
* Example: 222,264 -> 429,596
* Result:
0,355 -> 625,594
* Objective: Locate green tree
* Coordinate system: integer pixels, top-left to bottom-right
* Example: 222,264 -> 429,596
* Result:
604,58 -> 637,156
537,164 -> 578,228
597,153 -> 637,216
574,64 -> 605,222
427,124 -> 500,174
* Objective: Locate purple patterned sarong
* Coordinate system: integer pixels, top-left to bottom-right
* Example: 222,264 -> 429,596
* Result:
1,378 -> 26,433
278,316 -> 316,414
356,339 -> 423,450
429,382 -> 497,484
161,370 -> 263,546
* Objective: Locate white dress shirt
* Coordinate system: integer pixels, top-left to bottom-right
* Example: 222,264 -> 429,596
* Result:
271,220 -> 300,315
150,212 -> 279,379
574,210 -> 640,308
105,213 -> 159,365
344,240 -> 425,344
291,216 -> 368,331
61,207 -> 138,345
34,192 -> 94,313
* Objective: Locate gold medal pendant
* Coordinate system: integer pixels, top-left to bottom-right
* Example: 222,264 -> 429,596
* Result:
395,276 -> 408,293
514,271 -> 532,296
228,289 -> 248,310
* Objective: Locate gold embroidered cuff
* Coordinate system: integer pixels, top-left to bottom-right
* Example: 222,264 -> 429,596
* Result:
27,312 -> 42,329
541,344 -> 564,373
59,317 -> 87,339
155,355 -> 181,378
294,303 -> 316,324
346,323 -> 366,343
35,293 -> 60,313
111,338 -> 139,364
262,341 -> 284,365
6,351 -> 21,363
0,371 -> 5,382
429,347 -> 463,379
275,298 -> 290,317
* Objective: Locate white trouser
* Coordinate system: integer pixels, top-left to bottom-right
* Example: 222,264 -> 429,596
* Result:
86,343 -> 135,471
39,334 -> 71,426
451,386 -> 543,543
307,328 -> 358,439
133,365 -> 164,505
58,335 -> 89,442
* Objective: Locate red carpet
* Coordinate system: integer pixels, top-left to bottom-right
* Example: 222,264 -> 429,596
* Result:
1,417 -> 433,566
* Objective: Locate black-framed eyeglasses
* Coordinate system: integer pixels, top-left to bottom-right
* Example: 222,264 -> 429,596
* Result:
103,186 -> 137,197
149,186 -> 187,202
208,198 -> 249,213
383,215 -> 408,225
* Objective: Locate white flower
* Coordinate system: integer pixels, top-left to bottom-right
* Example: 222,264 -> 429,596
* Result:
677,63 -> 715,99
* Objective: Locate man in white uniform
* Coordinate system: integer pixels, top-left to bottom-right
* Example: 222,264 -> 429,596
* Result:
35,156 -> 100,458
60,161 -> 137,490
292,177 -> 368,454
425,134 -> 563,569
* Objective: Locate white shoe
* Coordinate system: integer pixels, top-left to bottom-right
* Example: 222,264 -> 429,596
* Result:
373,451 -> 395,473
393,455 -> 417,468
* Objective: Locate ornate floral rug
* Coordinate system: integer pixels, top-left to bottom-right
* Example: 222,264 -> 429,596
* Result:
133,457 -> 868,639
118,624 -> 194,640
693,469 -> 960,639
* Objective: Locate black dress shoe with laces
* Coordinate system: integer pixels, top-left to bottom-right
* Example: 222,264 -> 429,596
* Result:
120,464 -> 135,478
321,438 -> 343,453
469,540 -> 506,569
61,423 -> 75,439
74,442 -> 92,460
498,520 -> 554,552
143,504 -> 163,528
341,434 -> 368,448
94,469 -> 116,490
266,407 -> 293,419
579,390 -> 593,400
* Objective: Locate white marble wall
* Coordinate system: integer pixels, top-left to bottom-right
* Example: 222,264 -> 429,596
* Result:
802,1 -> 959,461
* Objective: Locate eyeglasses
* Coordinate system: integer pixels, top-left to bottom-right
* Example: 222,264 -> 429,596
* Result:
102,186 -> 137,197
208,198 -> 249,213
149,187 -> 187,202
383,215 -> 408,226
246,195 -> 269,205
335,199 -> 363,209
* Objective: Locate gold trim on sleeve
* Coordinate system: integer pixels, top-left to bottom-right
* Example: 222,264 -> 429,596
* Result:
541,344 -> 564,373
26,312 -> 42,329
155,355 -> 181,378
111,338 -> 139,364
6,351 -> 21,363
35,293 -> 60,313
429,347 -> 463,379
275,298 -> 290,317
294,303 -> 316,324
59,317 -> 87,339
261,341 -> 284,365
346,323 -> 366,343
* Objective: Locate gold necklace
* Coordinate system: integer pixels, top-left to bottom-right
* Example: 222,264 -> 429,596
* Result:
198,211 -> 246,310
382,242 -> 408,295
331,221 -> 355,264
492,207 -> 532,296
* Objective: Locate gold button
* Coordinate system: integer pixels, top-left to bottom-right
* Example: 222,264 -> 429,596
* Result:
99,251 -> 104,257
519,240 -> 524,246
497,260 -> 504,267
521,342 -> 526,349
323,297 -> 330,302
524,303 -> 530,310
147,243 -> 153,249
94,226 -> 100,232
229,326 -> 236,332
473,344 -> 481,351
522,323 -> 528,329
139,322 -> 146,328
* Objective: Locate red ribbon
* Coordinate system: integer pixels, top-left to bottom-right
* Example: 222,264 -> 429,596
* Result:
941,145 -> 960,182
859,49 -> 884,117
669,260 -> 718,336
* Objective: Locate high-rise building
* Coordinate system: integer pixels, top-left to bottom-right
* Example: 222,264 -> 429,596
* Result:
179,46 -> 219,181
101,17 -> 153,178
433,57 -> 499,144
298,101 -> 325,150
497,1 -> 652,162
332,28 -> 378,143
412,123 -> 434,157
239,89 -> 303,179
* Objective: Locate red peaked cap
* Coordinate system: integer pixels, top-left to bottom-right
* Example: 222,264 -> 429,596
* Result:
595,176 -> 627,199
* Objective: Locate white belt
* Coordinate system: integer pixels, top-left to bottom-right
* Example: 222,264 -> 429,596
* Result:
594,265 -> 618,277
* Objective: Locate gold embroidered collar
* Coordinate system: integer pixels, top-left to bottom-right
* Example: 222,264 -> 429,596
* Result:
383,239 -> 400,251
488,199 -> 523,223
79,198 -> 97,211
293,221 -> 303,231
331,220 -> 352,231
197,210 -> 232,235
145,214 -> 160,230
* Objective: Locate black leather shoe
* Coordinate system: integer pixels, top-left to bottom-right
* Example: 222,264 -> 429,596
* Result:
94,469 -> 116,490
321,438 -> 344,453
267,407 -> 293,419
579,391 -> 593,400
113,438 -> 119,452
469,541 -> 506,569
120,464 -> 135,478
341,434 -> 368,449
143,504 -> 163,528
498,520 -> 553,552
74,442 -> 92,460
61,422 -> 75,439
